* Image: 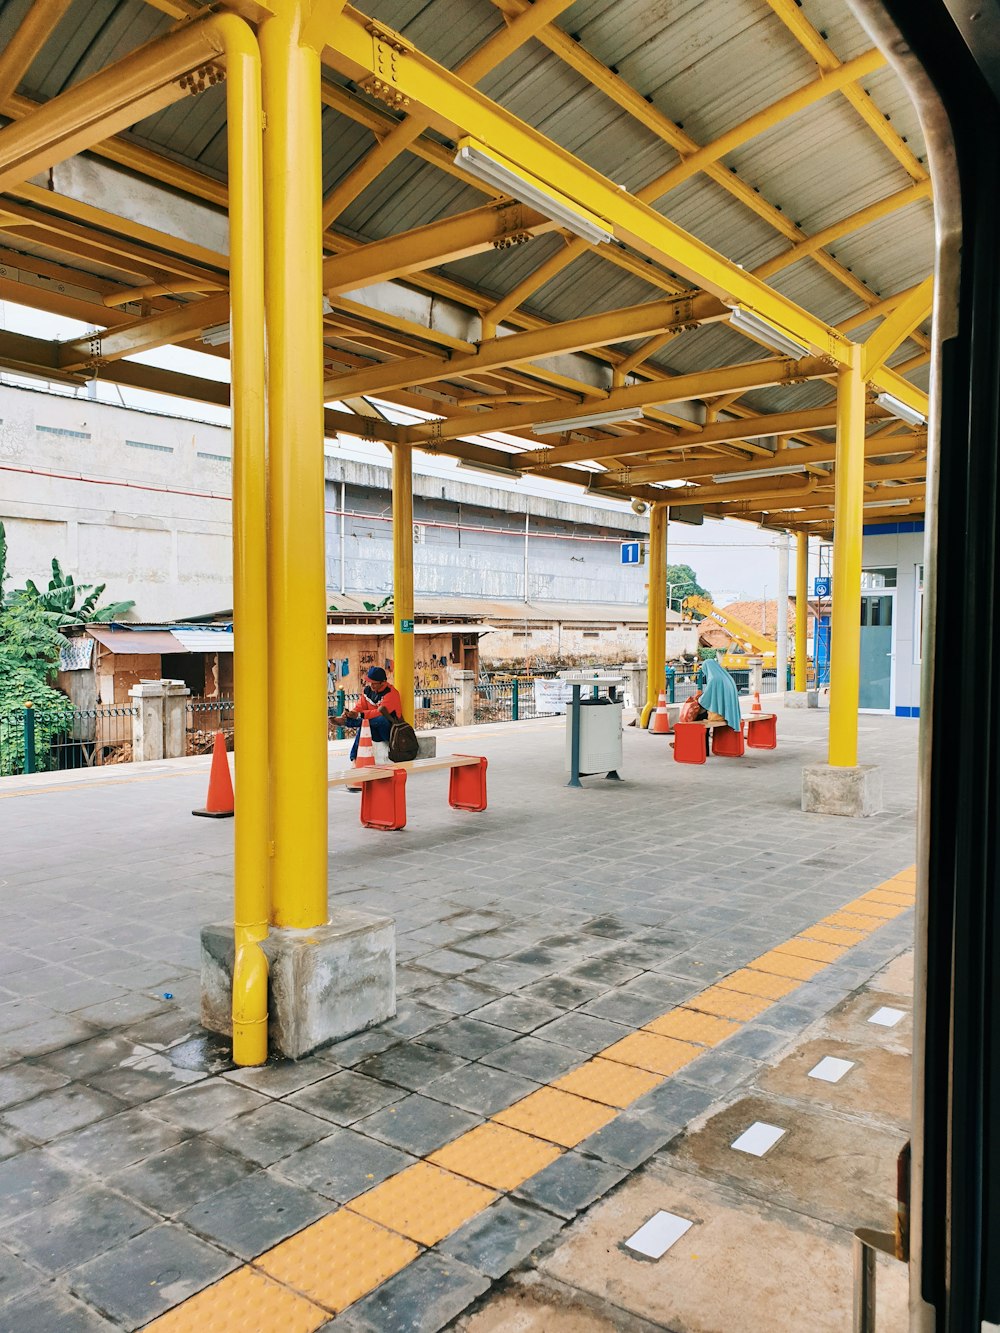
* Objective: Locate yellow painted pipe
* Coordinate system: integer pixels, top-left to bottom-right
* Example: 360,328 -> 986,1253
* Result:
392,443 -> 416,724
795,531 -> 808,692
828,347 -> 866,767
222,14 -> 270,1067
641,501 -> 668,728
262,0 -> 329,931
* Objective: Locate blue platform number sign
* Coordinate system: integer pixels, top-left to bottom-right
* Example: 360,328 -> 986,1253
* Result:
621,541 -> 643,565
400,618 -> 414,633
814,577 -> 831,598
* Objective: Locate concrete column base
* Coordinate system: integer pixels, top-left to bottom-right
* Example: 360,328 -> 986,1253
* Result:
200,908 -> 396,1059
785,690 -> 818,709
801,763 -> 883,818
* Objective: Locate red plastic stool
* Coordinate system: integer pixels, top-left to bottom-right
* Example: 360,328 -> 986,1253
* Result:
745,714 -> 778,750
360,768 -> 407,830
449,756 -> 488,811
672,722 -> 708,764
712,724 -> 745,758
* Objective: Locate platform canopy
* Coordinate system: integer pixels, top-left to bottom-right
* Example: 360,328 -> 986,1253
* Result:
0,0 -> 931,537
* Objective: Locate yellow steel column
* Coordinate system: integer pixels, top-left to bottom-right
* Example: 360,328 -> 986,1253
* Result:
223,16 -> 270,1066
828,346 -> 866,767
261,0 -> 328,928
641,501 -> 667,728
392,443 -> 415,724
794,531 -> 809,693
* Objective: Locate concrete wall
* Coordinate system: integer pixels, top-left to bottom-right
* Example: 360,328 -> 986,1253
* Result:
861,523 -> 926,716
481,621 -> 700,667
2,384 -> 649,621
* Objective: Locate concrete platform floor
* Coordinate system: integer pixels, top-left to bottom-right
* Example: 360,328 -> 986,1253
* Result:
0,708 -> 918,1330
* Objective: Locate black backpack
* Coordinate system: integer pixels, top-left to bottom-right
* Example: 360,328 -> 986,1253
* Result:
388,716 -> 419,762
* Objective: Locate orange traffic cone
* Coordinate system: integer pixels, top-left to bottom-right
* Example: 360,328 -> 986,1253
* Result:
192,731 -> 234,818
355,716 -> 376,769
751,690 -> 762,713
650,691 -> 672,734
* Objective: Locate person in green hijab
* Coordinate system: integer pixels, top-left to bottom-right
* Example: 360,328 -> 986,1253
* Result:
700,659 -> 742,731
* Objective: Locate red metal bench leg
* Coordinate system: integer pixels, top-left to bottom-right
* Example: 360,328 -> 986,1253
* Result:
672,722 -> 708,764
712,724 -> 745,757
746,716 -> 778,749
449,755 -> 488,811
361,768 -> 407,830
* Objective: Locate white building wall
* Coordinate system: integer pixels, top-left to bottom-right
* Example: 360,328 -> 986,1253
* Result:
861,523 -> 926,716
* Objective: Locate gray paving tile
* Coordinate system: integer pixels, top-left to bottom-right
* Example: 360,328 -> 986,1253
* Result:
421,1064 -> 539,1117
9,1185 -> 156,1273
337,1251 -> 489,1333
0,1149 -> 84,1224
0,1242 -> 38,1305
49,1108 -> 189,1172
4,1017 -> 101,1060
154,1079 -> 269,1132
513,1151 -> 626,1219
469,996 -> 565,1034
718,1024 -> 793,1061
35,1034 -> 151,1080
111,1137 -> 257,1216
0,1287 -> 119,1333
566,958 -> 644,986
354,1043 -> 467,1092
324,1029 -> 401,1067
87,1059 -> 205,1105
272,1127 -> 413,1203
179,1171 -> 326,1258
417,978 -> 503,1015
0,1064 -> 68,1111
380,1001 -> 449,1039
286,1071 -> 405,1125
519,976 -> 605,1009
578,1111 -> 680,1169
207,1102 -> 333,1166
2,1085 -> 123,1143
418,1017 -> 513,1059
67,1223 -> 236,1328
531,1012 -> 631,1054
674,1048 -> 763,1093
355,1093 -> 480,1155
438,1196 -> 564,1278
480,1037 -> 583,1081
222,1056 -> 340,1098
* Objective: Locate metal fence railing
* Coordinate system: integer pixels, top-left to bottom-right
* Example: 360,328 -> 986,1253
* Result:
414,687 -> 457,730
474,677 -> 542,724
185,697 -> 234,754
0,703 -> 137,776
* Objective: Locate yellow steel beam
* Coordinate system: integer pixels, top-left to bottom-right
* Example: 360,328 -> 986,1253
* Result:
262,0 -> 331,931
104,279 -> 225,307
406,357 -> 835,444
487,0 -> 905,323
642,49 -> 885,199
320,0 -> 576,227
0,22 -> 234,197
322,201 -> 559,294
764,0 -> 928,183
642,501 -> 668,727
795,532 -> 808,690
322,293 -> 727,399
828,347 -> 866,768
862,276 -> 934,378
754,182 -> 932,282
0,0 -> 74,107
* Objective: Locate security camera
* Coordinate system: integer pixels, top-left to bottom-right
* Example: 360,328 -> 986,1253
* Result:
631,498 -> 648,515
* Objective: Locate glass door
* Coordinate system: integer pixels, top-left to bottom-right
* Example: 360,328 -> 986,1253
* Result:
859,591 -> 895,712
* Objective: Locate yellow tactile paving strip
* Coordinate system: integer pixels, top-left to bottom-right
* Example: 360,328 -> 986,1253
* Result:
147,864 -> 918,1330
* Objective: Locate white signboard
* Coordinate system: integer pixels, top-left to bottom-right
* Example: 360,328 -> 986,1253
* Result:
534,678 -> 576,714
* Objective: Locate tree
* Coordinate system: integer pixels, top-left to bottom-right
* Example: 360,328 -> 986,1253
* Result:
666,563 -> 710,610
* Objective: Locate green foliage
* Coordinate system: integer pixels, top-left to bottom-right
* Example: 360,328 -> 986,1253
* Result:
18,556 -> 134,626
666,563 -> 709,609
361,594 -> 394,613
697,647 -> 719,661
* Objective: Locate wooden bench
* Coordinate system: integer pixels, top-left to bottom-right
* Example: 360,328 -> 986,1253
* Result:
329,754 -> 487,830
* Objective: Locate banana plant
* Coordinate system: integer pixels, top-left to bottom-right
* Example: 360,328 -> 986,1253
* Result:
19,557 -> 135,626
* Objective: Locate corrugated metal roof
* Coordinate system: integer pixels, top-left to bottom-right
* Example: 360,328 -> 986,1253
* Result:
171,629 -> 234,653
88,628 -> 181,655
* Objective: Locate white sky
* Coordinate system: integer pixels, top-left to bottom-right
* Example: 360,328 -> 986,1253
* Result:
0,298 -> 821,601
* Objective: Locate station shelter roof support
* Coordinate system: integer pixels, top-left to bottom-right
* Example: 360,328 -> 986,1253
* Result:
261,0 -> 329,932
392,444 -> 416,727
795,533 -> 809,694
642,502 -> 668,729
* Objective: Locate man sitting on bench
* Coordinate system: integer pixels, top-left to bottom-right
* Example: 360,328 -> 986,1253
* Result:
330,666 -> 404,763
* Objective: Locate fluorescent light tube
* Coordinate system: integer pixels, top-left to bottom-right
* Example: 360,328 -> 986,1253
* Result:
712,463 -> 806,483
864,497 -> 915,509
200,322 -> 230,346
458,458 -> 524,479
729,307 -> 811,360
454,138 -> 613,247
875,391 -> 926,427
532,407 -> 645,436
